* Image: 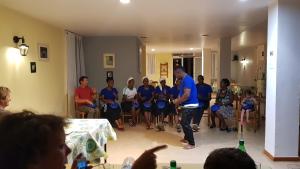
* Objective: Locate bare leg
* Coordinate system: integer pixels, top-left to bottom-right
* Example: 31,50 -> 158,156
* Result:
240,109 -> 245,125
216,111 -> 227,129
246,109 -> 251,123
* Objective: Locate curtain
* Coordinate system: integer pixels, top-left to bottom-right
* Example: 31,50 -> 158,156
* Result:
65,31 -> 86,117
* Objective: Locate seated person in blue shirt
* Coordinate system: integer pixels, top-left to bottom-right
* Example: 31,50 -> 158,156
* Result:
154,77 -> 171,131
240,90 -> 257,125
100,78 -> 124,130
138,76 -> 155,129
192,75 -> 213,132
169,78 -> 181,132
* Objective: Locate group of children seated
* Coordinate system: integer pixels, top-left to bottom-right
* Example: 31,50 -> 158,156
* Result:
74,75 -> 257,132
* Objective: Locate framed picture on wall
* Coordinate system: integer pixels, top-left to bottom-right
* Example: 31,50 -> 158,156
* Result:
103,53 -> 115,68
38,43 -> 49,61
160,63 -> 168,78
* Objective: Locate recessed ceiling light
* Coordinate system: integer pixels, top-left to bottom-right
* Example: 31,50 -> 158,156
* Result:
151,48 -> 156,52
190,48 -> 194,51
120,0 -> 130,4
201,34 -> 208,37
240,0 -> 248,2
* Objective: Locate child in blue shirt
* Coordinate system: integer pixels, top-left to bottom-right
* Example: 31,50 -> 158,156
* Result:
240,90 -> 257,125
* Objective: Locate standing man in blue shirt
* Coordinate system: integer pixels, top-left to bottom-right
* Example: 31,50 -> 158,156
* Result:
192,75 -> 213,132
173,66 -> 199,149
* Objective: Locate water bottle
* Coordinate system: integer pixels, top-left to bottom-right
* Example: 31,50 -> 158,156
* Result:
121,157 -> 135,169
170,160 -> 177,169
238,139 -> 246,152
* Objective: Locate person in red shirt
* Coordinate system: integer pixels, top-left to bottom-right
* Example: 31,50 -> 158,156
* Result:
75,76 -> 99,118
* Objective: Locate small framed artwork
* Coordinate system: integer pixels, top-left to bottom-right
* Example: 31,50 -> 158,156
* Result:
106,71 -> 113,79
103,53 -> 115,68
38,43 -> 49,61
160,63 -> 168,78
30,62 -> 37,73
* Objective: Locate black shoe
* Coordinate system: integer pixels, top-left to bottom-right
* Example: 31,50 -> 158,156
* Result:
210,124 -> 216,129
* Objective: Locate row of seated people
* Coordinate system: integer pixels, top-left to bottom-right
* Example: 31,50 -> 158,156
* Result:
75,75 -> 214,131
75,75 -> 258,132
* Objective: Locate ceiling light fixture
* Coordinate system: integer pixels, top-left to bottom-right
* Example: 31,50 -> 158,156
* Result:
120,0 -> 130,4
13,36 -> 29,56
151,48 -> 156,52
190,48 -> 194,51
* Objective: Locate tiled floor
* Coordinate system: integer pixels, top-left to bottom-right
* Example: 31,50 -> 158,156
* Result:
106,119 -> 300,169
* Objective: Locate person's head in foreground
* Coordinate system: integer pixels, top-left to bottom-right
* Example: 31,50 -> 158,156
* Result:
204,148 -> 256,169
79,76 -> 89,87
0,86 -> 11,110
174,66 -> 186,80
0,111 -> 71,169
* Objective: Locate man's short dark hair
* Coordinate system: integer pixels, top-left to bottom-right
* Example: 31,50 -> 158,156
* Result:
79,76 -> 88,84
221,78 -> 230,87
204,148 -> 256,169
174,66 -> 186,72
198,75 -> 204,80
0,111 -> 67,169
106,77 -> 114,83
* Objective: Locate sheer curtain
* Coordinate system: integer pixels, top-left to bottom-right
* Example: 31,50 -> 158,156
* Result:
65,31 -> 86,117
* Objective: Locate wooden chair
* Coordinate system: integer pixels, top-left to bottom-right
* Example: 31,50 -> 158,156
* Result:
75,102 -> 88,118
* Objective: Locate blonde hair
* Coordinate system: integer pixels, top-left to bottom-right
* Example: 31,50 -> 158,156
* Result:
0,87 -> 10,100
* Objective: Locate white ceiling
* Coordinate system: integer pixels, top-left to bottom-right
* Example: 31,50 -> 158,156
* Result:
0,0 -> 271,52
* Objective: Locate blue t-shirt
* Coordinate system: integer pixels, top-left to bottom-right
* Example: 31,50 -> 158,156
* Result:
196,83 -> 212,103
100,87 -> 118,101
179,75 -> 198,106
155,86 -> 170,101
137,85 -> 155,102
169,86 -> 180,99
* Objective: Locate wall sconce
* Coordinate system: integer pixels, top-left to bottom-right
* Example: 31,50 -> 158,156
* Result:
13,36 -> 29,56
240,57 -> 249,70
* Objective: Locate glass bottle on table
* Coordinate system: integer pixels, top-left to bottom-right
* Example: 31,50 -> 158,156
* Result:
170,160 -> 177,169
238,139 -> 246,152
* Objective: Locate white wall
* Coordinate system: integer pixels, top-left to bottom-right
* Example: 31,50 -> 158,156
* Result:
265,0 -> 300,157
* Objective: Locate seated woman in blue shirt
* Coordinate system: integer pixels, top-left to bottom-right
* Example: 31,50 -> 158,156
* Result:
138,77 -> 155,129
154,77 -> 171,131
169,78 -> 181,132
210,78 -> 234,131
100,78 -> 124,130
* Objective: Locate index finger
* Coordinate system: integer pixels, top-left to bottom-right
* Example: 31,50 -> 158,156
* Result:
147,145 -> 168,153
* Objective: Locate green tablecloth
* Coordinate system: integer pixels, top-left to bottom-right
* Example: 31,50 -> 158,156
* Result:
65,119 -> 117,163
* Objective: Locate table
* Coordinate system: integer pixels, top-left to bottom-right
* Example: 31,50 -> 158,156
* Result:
76,163 -> 271,169
65,119 -> 117,163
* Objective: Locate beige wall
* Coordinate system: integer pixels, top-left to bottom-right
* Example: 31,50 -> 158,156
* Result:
147,53 -> 173,86
231,45 -> 266,88
0,6 -> 67,116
